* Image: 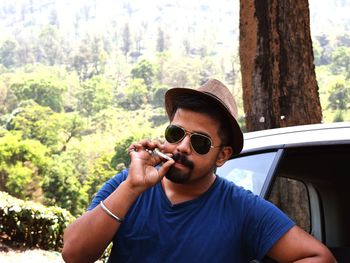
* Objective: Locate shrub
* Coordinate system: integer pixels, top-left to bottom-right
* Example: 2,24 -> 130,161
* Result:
0,191 -> 75,251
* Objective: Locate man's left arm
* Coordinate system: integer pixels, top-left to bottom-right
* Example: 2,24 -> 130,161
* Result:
267,225 -> 336,262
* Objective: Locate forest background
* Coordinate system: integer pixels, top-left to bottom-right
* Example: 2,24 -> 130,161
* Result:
1,0 -> 350,219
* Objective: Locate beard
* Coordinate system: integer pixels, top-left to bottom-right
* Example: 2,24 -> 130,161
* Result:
165,153 -> 194,184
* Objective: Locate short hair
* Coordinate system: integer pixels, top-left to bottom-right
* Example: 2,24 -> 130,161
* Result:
168,94 -> 231,147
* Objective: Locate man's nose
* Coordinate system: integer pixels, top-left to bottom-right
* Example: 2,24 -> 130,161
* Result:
176,134 -> 192,155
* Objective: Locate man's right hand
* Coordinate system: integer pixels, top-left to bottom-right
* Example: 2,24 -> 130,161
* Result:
126,139 -> 174,194
62,140 -> 174,263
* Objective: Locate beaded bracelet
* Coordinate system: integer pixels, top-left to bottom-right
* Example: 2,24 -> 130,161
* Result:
100,200 -> 124,223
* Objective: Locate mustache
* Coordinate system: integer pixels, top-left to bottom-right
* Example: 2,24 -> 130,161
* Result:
172,153 -> 194,169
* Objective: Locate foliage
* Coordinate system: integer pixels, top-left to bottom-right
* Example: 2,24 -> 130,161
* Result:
69,36 -> 108,81
151,85 -> 169,108
42,149 -> 89,216
35,26 -> 65,66
110,125 -> 156,170
110,136 -> 135,170
328,82 -> 350,110
0,131 -> 50,200
118,78 -> 148,110
333,110 -> 344,122
160,55 -> 224,88
0,191 -> 75,250
60,113 -> 86,151
0,74 -> 18,116
10,75 -> 64,112
131,59 -> 156,88
90,107 -> 117,133
6,102 -> 63,150
9,70 -> 67,112
0,39 -> 19,68
330,46 -> 350,75
76,76 -> 114,116
121,23 -> 131,57
85,153 -> 117,201
156,27 -> 169,52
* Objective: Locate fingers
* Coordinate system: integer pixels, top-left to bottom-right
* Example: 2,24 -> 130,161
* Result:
127,140 -> 170,168
128,139 -> 167,156
127,139 -> 174,186
157,158 -> 175,179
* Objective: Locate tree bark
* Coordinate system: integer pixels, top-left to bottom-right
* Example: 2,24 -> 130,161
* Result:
239,0 -> 322,132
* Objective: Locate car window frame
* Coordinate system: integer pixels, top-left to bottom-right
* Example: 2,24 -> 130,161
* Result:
218,147 -> 285,197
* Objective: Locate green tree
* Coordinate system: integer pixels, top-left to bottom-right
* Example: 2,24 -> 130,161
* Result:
70,35 -> 108,81
110,136 -> 135,170
76,76 -> 114,116
70,41 -> 93,81
10,72 -> 66,112
0,39 -> 18,68
121,23 -> 131,58
328,82 -> 350,111
162,56 -> 202,87
90,36 -> 108,76
35,26 -> 64,66
312,39 -> 322,66
155,52 -> 170,84
91,107 -> 115,132
0,131 -> 50,200
42,151 -> 88,216
335,33 -> 350,47
60,113 -> 86,152
151,85 -> 168,108
110,128 -> 154,172
333,110 -> 344,122
6,102 -> 62,150
16,38 -> 35,66
313,35 -> 332,66
331,46 -> 350,75
131,59 -> 155,88
84,153 -> 116,201
117,79 -> 148,110
156,27 -> 166,52
0,75 -> 18,116
49,9 -> 60,27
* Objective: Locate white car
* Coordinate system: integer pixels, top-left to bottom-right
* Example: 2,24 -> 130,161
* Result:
216,122 -> 350,262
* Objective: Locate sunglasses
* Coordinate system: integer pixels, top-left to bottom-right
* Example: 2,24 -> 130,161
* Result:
165,124 -> 221,155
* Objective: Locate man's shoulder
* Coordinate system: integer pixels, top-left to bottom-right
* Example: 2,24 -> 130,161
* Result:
214,176 -> 271,212
216,175 -> 256,197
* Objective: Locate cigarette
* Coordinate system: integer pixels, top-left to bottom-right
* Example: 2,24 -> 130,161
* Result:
153,148 -> 172,161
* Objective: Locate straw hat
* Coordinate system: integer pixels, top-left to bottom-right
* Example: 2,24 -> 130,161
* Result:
165,79 -> 243,156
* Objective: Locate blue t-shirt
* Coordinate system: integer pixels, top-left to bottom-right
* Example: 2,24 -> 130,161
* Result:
88,169 -> 295,263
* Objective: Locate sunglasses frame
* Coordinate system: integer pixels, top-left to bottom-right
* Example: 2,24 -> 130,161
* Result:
165,124 -> 221,155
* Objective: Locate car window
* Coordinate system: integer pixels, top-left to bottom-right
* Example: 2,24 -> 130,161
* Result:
216,152 -> 277,195
268,177 -> 310,233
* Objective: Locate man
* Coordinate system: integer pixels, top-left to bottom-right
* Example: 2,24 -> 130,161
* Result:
62,79 -> 336,262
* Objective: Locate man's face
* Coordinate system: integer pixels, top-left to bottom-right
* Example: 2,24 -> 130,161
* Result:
163,108 -> 224,184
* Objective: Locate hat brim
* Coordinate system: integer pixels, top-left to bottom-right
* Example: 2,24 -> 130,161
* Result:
165,88 -> 243,157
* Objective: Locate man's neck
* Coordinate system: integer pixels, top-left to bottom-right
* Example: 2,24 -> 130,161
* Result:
161,173 -> 216,205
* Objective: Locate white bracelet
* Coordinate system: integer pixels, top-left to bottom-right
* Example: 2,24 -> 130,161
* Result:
100,200 -> 124,223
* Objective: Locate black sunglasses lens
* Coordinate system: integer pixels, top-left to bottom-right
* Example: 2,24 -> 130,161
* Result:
165,125 -> 185,143
191,134 -> 211,154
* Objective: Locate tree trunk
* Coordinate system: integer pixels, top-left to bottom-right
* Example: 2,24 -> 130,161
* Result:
239,0 -> 322,132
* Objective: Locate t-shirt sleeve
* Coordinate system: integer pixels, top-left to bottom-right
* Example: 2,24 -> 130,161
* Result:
242,191 -> 296,260
87,169 -> 128,211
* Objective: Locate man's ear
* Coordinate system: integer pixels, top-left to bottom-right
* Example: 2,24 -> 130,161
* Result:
216,146 -> 233,167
